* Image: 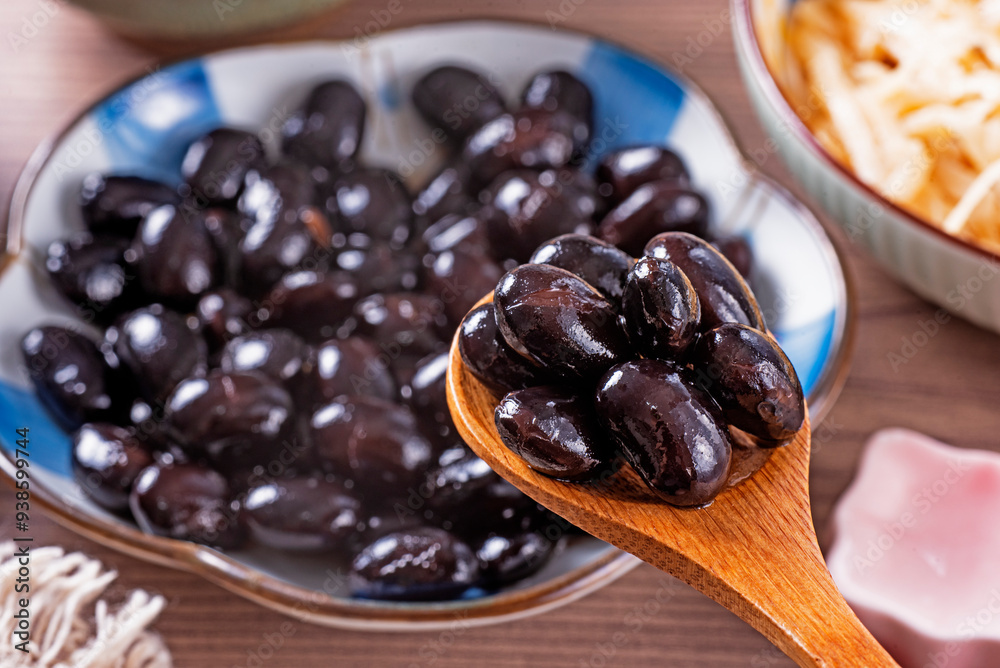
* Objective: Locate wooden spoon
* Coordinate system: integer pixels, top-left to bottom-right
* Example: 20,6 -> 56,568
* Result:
445,315 -> 898,667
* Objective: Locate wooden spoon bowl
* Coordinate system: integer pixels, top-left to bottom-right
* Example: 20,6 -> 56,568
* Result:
446,304 -> 898,667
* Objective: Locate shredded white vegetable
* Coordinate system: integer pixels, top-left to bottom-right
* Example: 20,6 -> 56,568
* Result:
0,543 -> 172,668
782,0 -> 1000,249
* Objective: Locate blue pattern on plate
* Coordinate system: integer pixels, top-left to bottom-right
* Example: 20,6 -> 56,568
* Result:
377,81 -> 403,111
0,383 -> 72,477
92,60 -> 222,185
579,42 -> 686,166
773,310 -> 837,396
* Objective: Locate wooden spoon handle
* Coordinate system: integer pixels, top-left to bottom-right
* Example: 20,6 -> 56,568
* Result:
572,439 -> 899,667
628,518 -> 898,667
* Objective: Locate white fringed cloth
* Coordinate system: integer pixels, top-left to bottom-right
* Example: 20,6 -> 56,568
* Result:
0,542 -> 172,667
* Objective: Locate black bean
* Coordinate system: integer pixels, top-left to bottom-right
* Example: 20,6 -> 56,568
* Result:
595,359 -> 732,507
495,386 -> 613,481
620,256 -> 701,358
282,80 -> 366,168
692,324 -> 804,446
644,232 -> 764,331
494,264 -> 628,379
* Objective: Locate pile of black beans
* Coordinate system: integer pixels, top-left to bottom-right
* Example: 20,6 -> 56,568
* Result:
460,235 -> 805,508
21,61 -> 769,601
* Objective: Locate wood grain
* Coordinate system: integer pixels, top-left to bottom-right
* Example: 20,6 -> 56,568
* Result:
447,320 -> 896,668
2,0 -> 1000,666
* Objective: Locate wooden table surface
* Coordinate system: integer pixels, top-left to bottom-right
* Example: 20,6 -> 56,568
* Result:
2,1 -> 998,666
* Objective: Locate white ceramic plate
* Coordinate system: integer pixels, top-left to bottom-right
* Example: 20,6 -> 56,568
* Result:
0,21 -> 854,630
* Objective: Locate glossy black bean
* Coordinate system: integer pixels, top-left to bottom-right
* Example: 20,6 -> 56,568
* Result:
333,238 -> 420,294
71,422 -> 152,512
396,363 -> 458,459
458,304 -> 545,394
307,337 -> 397,407
423,243 -> 504,325
360,510 -> 424,543
644,232 -> 765,331
238,163 -> 331,295
477,532 -> 555,586
310,395 -> 434,497
692,324 -> 804,445
244,475 -> 361,551
595,359 -> 732,507
595,146 -> 689,206
463,109 -> 581,190
165,370 -> 298,475
107,305 -> 207,402
349,527 -> 479,601
423,447 -> 549,541
21,326 -> 125,430
482,169 -> 597,263
79,174 -> 178,236
181,128 -> 266,206
529,233 -> 634,304
412,164 -> 476,225
494,264 -> 628,379
127,399 -> 176,456
351,292 -> 450,360
220,329 -> 308,385
130,463 -> 245,548
441,476 -> 547,539
46,233 -> 139,322
597,182 -> 710,256
412,66 -> 506,142
522,70 -> 591,120
201,207 -> 246,288
420,212 -> 491,255
239,161 -> 316,223
322,168 -> 413,247
263,270 -> 362,342
713,235 -> 754,279
282,80 -> 366,168
520,70 -> 592,153
423,448 -> 499,514
400,351 -> 451,428
195,289 -> 255,350
495,386 -> 612,481
621,256 -> 701,358
131,204 -> 220,305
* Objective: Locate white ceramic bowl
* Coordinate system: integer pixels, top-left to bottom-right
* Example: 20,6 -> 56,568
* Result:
0,21 -> 854,629
733,0 -> 1000,335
